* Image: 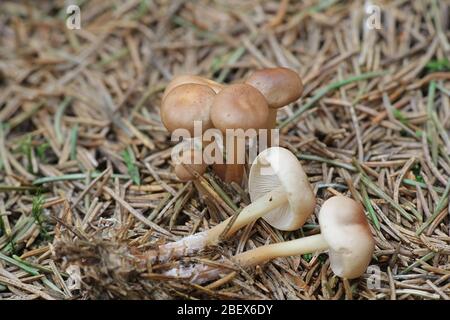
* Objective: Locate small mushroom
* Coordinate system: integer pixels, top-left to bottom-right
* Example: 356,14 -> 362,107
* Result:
232,196 -> 375,279
162,75 -> 224,102
245,67 -> 303,145
210,83 -> 269,183
173,148 -> 207,182
147,147 -> 315,262
161,83 -> 216,136
165,196 -> 375,283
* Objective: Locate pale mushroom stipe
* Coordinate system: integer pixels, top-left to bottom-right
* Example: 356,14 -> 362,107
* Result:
145,147 -> 315,263
165,196 -> 375,283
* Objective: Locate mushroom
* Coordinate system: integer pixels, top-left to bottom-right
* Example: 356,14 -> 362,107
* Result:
161,83 -> 216,136
165,196 -> 375,283
162,78 -> 225,179
210,83 -> 270,183
147,147 -> 315,262
245,68 -> 303,146
172,147 -> 209,198
231,196 -> 375,279
162,75 -> 224,102
173,148 -> 207,182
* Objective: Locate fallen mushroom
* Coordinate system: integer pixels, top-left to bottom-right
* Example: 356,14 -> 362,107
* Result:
164,195 -> 375,283
162,75 -> 224,102
233,195 -> 375,278
147,147 -> 315,263
245,67 -> 303,146
210,83 -> 269,183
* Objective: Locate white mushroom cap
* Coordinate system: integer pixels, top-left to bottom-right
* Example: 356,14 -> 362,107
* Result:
318,196 -> 375,279
248,147 -> 315,231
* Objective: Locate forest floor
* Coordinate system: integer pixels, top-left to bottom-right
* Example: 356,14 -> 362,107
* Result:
0,0 -> 449,299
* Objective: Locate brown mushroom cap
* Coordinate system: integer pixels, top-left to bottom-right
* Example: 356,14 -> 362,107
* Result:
161,83 -> 216,136
210,83 -> 269,132
318,196 -> 375,279
174,149 -> 207,181
245,67 -> 303,109
162,75 -> 224,101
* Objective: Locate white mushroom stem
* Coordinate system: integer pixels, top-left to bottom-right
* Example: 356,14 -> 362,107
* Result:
150,186 -> 287,263
232,234 -> 329,268
162,234 -> 329,283
162,196 -> 375,283
205,186 -> 287,241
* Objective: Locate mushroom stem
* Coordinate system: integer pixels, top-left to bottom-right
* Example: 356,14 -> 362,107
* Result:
212,163 -> 244,184
162,196 -> 375,283
266,108 -> 277,147
161,234 -> 329,284
213,134 -> 245,184
233,234 -> 329,268
205,186 -> 287,242
151,186 -> 287,263
267,108 -> 277,130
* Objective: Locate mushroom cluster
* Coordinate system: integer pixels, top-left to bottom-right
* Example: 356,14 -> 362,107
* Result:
155,70 -> 375,283
160,68 -> 304,184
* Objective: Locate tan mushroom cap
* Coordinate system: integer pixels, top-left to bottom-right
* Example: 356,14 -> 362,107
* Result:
248,147 -> 315,231
318,196 -> 375,279
162,75 -> 224,101
161,83 -> 216,136
245,67 -> 303,109
210,83 -> 269,132
174,149 -> 207,181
